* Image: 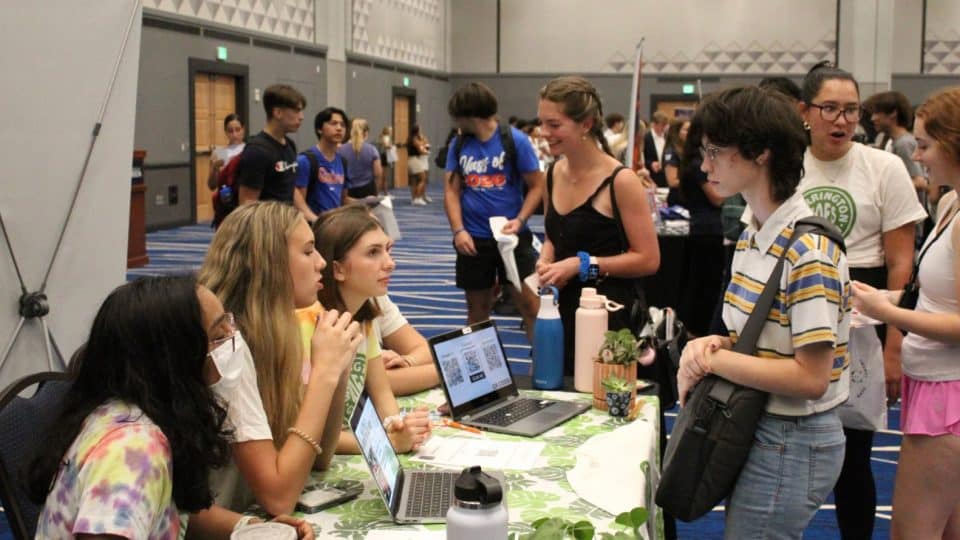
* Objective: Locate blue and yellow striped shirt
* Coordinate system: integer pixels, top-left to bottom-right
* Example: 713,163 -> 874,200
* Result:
723,193 -> 851,416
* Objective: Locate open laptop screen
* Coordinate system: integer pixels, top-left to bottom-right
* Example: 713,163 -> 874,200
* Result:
430,321 -> 516,413
350,392 -> 402,511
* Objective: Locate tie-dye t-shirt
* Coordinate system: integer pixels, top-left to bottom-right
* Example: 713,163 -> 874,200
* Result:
294,301 -> 381,424
36,401 -> 186,540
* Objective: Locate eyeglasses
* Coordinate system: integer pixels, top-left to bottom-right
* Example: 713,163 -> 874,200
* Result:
208,312 -> 237,352
699,143 -> 727,161
807,102 -> 862,123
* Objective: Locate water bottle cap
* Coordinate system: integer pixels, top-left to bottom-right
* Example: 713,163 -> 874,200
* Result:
538,285 -> 560,304
580,295 -> 604,309
453,466 -> 503,508
580,287 -> 597,298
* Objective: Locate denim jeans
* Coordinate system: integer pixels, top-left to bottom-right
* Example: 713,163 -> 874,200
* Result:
724,408 -> 845,539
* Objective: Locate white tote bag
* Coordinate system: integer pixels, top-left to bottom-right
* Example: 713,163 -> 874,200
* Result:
837,325 -> 887,431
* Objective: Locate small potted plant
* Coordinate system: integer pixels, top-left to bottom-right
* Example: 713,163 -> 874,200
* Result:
592,329 -> 645,410
602,375 -> 633,417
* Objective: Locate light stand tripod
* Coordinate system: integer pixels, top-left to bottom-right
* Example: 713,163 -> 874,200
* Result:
0,2 -> 140,376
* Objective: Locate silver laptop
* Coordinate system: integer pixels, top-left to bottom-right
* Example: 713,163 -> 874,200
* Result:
350,390 -> 458,523
428,320 -> 589,437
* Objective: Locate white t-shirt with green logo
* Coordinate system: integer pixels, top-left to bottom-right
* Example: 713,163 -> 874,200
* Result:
800,143 -> 927,268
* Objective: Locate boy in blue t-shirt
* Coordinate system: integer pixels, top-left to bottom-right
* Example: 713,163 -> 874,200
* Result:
444,82 -> 545,340
294,107 -> 348,222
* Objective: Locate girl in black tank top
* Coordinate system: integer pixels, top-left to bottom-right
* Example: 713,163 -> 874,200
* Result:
536,76 -> 660,377
544,164 -> 643,373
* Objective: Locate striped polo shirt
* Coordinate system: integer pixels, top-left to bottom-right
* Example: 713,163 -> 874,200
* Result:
723,192 -> 851,416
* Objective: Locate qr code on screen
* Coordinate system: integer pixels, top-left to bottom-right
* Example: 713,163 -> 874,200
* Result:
482,344 -> 502,371
441,357 -> 464,385
464,350 -> 482,373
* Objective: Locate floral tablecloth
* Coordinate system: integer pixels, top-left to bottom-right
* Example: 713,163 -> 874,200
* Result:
298,388 -> 662,539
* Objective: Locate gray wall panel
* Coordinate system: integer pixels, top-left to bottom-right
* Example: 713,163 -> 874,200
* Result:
891,74 -> 960,105
136,23 -> 327,228
448,74 -> 792,124
346,62 -> 451,185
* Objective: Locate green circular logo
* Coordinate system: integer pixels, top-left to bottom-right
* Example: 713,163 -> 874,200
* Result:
803,186 -> 857,237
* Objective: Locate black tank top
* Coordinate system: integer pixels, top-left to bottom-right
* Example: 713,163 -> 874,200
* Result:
544,164 -> 625,260
544,163 -> 641,374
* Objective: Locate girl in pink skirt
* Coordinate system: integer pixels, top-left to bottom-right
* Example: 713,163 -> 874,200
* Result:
852,86 -> 960,539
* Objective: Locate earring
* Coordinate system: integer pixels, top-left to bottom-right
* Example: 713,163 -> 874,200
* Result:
803,121 -> 810,131
581,133 -> 588,141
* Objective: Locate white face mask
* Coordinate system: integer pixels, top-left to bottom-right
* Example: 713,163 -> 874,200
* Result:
208,331 -> 246,391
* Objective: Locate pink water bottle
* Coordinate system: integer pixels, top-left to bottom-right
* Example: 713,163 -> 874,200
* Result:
574,292 -> 607,392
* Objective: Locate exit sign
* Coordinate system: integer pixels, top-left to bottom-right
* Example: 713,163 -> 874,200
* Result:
682,83 -> 695,94
402,76 -> 410,87
217,46 -> 228,61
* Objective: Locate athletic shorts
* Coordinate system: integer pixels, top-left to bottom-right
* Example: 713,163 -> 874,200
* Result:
455,229 -> 537,291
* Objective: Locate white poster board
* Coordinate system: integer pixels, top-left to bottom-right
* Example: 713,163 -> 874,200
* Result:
0,1 -> 142,387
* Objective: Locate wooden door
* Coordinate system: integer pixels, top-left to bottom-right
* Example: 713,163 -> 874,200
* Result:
392,95 -> 410,188
193,73 -> 237,222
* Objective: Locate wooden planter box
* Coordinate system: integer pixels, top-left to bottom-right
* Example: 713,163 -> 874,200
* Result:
592,361 -> 637,411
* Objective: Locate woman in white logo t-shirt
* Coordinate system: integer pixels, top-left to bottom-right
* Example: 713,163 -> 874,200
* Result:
797,62 -> 927,540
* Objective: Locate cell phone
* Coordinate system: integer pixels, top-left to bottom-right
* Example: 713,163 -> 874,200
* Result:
295,480 -> 362,513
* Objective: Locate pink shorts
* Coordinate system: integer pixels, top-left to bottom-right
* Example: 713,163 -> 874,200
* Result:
901,375 -> 960,436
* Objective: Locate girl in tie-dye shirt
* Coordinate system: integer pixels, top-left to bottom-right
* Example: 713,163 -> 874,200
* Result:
35,401 -> 186,539
29,277 -> 313,539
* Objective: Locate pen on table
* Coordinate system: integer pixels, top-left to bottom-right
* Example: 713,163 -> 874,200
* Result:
442,418 -> 482,434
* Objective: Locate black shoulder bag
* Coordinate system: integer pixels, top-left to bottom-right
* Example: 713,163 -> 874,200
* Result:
655,216 -> 845,522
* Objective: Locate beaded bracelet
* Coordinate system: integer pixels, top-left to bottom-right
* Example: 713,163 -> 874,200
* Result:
287,427 -> 323,455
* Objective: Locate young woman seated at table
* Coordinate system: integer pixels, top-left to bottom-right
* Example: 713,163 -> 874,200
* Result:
374,294 -> 441,396
29,276 -> 313,539
198,202 -> 362,516
310,204 -> 433,453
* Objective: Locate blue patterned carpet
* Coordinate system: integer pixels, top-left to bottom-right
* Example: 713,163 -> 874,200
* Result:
1,184 -> 900,539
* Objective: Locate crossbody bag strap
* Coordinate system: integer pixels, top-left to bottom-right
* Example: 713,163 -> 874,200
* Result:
911,203 -> 960,281
731,222 -> 817,355
709,222 -> 816,403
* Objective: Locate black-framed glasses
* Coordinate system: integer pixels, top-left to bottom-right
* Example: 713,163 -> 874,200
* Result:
807,102 -> 862,123
699,143 -> 726,161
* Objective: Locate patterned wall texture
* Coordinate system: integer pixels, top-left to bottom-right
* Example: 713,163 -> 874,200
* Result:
924,0 -> 960,74
608,32 -> 836,75
924,29 -> 960,74
351,0 -> 444,70
144,0 -> 315,43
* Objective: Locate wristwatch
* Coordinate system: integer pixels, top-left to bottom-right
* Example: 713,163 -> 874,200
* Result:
578,252 -> 600,282
588,256 -> 600,281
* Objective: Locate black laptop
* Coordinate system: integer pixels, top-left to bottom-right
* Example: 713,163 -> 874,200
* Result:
428,320 -> 589,437
350,390 -> 458,523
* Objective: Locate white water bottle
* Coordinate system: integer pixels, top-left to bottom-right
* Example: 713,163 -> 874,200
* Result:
574,294 -> 607,392
446,466 -> 508,540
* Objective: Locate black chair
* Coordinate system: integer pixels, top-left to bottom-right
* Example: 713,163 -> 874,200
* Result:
0,371 -> 70,540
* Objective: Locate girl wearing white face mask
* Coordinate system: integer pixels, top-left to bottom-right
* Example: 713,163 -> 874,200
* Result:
199,202 -> 363,517
29,276 -> 314,540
